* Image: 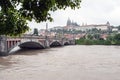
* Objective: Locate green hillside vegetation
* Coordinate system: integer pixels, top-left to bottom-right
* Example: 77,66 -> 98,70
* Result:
76,33 -> 120,45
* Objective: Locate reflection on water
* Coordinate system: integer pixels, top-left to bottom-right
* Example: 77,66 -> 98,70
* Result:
0,45 -> 120,80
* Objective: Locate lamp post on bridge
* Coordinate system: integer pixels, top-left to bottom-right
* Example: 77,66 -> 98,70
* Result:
45,23 -> 50,48
45,23 -> 49,41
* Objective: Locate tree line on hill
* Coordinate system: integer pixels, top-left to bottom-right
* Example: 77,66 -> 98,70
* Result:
75,33 -> 120,45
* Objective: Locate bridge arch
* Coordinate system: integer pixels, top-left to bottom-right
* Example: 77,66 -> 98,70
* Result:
19,41 -> 45,49
50,41 -> 62,47
64,41 -> 70,45
6,41 -> 45,55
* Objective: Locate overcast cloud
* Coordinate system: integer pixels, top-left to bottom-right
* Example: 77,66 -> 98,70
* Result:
28,0 -> 120,29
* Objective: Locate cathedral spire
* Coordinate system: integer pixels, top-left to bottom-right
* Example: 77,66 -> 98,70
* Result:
66,18 -> 71,26
106,21 -> 110,26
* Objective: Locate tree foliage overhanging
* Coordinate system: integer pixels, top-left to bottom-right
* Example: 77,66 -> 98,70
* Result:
0,0 -> 81,36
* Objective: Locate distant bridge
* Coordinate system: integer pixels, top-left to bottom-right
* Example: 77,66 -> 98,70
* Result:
0,35 -> 75,56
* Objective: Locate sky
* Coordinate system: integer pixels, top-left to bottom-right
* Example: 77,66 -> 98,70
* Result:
28,0 -> 120,30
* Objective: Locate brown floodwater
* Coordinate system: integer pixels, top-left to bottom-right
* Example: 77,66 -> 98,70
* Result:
0,45 -> 120,80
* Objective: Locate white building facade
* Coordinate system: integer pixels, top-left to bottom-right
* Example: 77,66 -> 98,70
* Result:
75,22 -> 111,31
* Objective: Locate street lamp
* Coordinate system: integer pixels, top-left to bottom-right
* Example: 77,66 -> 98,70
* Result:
45,23 -> 48,40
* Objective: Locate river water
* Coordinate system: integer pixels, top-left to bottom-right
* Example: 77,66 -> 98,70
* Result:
0,45 -> 120,80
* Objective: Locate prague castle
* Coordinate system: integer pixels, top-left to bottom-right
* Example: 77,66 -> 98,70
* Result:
65,18 -> 112,32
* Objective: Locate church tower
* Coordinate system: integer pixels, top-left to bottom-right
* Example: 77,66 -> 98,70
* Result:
106,21 -> 110,26
66,18 -> 71,26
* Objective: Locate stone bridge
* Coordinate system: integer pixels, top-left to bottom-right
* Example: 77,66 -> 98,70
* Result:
0,35 -> 75,56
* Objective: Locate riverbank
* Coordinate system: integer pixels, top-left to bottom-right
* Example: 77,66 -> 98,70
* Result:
75,39 -> 120,45
75,33 -> 120,45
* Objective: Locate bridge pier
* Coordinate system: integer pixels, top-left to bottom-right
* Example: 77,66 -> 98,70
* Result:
44,36 -> 50,48
69,39 -> 76,45
0,35 -> 8,56
45,40 -> 50,48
